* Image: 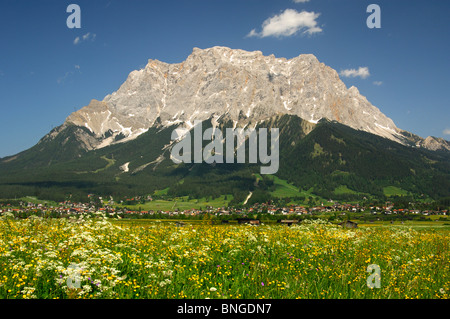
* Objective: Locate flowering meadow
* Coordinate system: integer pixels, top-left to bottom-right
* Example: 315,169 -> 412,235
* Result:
0,212 -> 448,299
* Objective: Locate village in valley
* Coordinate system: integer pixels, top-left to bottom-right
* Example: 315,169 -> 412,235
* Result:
1,194 -> 448,226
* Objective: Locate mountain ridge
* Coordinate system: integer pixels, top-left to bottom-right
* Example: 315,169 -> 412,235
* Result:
0,47 -> 449,203
1,114 -> 448,203
1,46 -> 448,164
60,46 -> 449,152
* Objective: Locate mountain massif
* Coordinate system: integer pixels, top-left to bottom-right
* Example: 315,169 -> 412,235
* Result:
1,47 -> 449,203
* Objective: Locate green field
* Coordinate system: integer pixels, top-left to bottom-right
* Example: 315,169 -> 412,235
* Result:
357,220 -> 450,230
118,194 -> 233,211
0,215 -> 448,299
334,185 -> 358,195
14,196 -> 58,207
119,173 -> 333,210
266,175 -> 305,198
153,188 -> 169,196
383,186 -> 409,197
262,175 -> 328,204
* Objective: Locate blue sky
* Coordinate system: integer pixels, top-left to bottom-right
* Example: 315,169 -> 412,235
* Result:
0,0 -> 449,157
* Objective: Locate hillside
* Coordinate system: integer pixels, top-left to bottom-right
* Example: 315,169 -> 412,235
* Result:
0,114 -> 448,203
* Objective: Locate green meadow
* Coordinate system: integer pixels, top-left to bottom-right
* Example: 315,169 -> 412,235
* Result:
0,215 -> 448,299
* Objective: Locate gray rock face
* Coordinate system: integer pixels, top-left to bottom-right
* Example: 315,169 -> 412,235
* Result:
419,136 -> 450,151
64,46 -> 443,151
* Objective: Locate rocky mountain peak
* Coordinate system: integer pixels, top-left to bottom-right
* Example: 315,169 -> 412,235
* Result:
63,46 -> 445,152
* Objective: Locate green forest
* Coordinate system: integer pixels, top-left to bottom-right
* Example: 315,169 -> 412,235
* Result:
0,115 -> 449,205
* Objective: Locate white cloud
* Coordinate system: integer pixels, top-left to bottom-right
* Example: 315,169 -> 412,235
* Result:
74,32 -> 96,45
443,128 -> 450,136
293,0 -> 310,3
373,81 -> 383,86
57,72 -> 71,84
57,65 -> 81,84
247,29 -> 258,38
339,67 -> 370,79
82,32 -> 95,41
247,9 -> 322,38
